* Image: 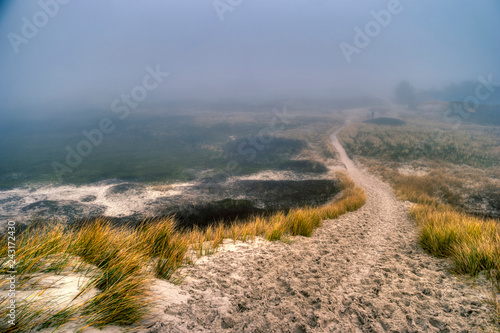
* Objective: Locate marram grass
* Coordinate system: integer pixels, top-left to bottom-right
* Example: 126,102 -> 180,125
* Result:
411,204 -> 500,276
411,203 -> 500,322
0,171 -> 365,331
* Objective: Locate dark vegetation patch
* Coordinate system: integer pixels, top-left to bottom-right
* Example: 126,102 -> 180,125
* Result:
277,160 -> 328,174
66,179 -> 341,229
364,117 -> 406,126
21,200 -> 106,219
235,179 -> 340,209
467,189 -> 500,219
106,183 -> 145,195
0,113 -> 226,188
0,110 -> 328,189
464,104 -> 500,126
158,179 -> 341,228
0,195 -> 23,209
168,199 -> 266,229
24,179 -> 342,230
441,102 -> 500,127
81,195 -> 97,202
224,137 -> 306,164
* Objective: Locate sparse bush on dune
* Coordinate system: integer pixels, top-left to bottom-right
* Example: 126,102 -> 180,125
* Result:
0,170 -> 365,331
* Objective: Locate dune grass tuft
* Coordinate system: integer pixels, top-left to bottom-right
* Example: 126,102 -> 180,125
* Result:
264,212 -> 286,241
82,272 -> 151,328
154,233 -> 190,278
411,204 -> 500,276
285,207 -> 322,237
0,223 -> 71,285
0,171 -> 365,331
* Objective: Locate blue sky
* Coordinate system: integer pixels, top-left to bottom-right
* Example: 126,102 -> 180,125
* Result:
0,0 -> 499,114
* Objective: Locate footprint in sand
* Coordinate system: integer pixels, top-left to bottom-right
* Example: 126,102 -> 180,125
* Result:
151,126 -> 497,333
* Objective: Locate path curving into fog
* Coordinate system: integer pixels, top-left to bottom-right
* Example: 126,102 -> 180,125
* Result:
152,128 -> 496,333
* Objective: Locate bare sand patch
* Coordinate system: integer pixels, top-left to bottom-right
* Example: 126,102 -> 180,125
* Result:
144,129 -> 498,332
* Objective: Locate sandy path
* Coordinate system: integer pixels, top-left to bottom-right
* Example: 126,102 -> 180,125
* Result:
151,129 -> 497,332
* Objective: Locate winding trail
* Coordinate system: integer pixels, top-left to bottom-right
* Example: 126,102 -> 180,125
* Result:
153,129 -> 496,332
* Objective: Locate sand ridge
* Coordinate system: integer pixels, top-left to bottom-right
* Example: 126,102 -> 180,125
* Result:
148,128 -> 497,332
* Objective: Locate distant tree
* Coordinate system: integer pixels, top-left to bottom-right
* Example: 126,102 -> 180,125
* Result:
394,80 -> 417,109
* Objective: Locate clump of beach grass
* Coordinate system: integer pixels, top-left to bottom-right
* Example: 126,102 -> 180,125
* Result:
0,170 -> 365,331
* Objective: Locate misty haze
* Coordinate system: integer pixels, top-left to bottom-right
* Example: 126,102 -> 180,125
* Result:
0,1 -> 499,332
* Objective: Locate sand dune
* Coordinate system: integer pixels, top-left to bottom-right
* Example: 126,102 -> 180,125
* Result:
147,129 -> 497,332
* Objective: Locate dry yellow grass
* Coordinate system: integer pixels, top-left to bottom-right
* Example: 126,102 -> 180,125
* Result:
411,204 -> 500,322
0,171 -> 365,331
371,163 -> 500,281
338,122 -> 500,168
339,122 -> 500,322
411,204 -> 500,276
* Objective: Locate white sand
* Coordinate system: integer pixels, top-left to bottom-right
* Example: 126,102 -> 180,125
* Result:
237,170 -> 327,181
6,126 -> 498,332
0,181 -> 193,219
144,128 -> 498,332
